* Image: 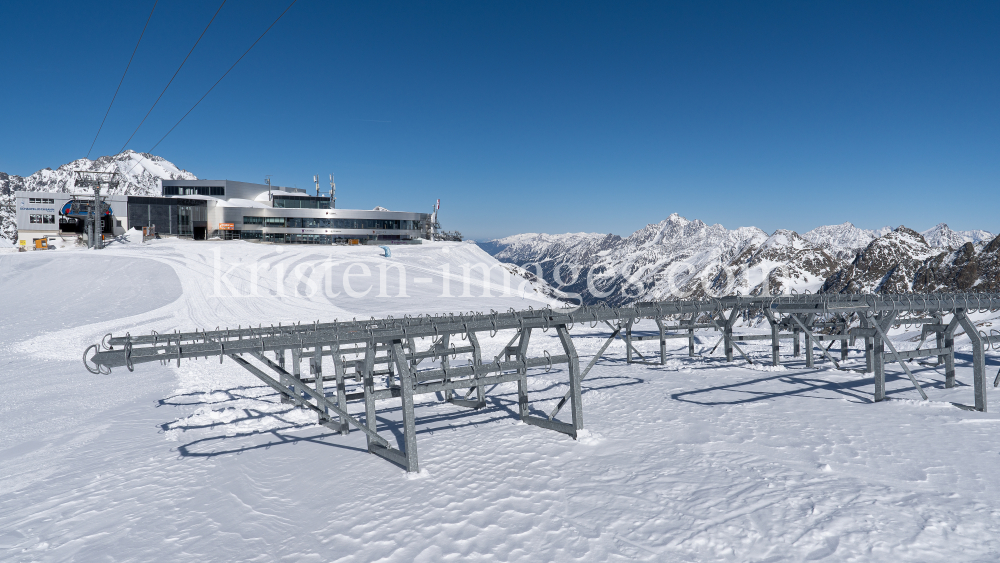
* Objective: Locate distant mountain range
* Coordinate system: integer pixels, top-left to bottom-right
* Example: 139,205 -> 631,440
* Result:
0,151 -> 196,242
5,154 -> 996,303
479,213 -> 999,305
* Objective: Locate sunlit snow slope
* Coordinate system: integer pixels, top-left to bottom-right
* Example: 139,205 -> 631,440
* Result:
1,238 -> 1000,562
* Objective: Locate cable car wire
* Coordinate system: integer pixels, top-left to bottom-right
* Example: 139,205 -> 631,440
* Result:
124,0 -> 297,177
86,0 -> 158,159
116,0 -> 228,156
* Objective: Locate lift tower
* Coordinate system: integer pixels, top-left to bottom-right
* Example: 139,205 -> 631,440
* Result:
73,171 -> 120,249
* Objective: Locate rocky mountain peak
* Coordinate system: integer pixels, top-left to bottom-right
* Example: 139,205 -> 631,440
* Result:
1,151 -> 196,242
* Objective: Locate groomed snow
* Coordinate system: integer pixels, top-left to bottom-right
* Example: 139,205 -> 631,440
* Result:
2,239 -> 1000,561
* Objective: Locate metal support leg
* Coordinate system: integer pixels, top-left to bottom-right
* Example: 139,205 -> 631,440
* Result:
724,309 -> 737,362
312,344 -> 324,422
391,341 -> 420,472
549,325 -> 620,420
764,309 -> 780,367
625,321 -> 633,365
363,342 -> 377,449
655,318 -> 666,365
724,326 -> 734,362
289,348 -> 303,405
277,349 -> 291,404
688,318 -> 695,357
333,347 -> 349,435
944,315 -> 960,389
556,325 -> 583,435
440,332 -> 451,401
793,328 -> 800,357
935,330 -> 946,369
804,320 -> 814,368
459,331 -> 487,409
956,310 -> 987,412
516,329 -> 532,419
873,331 -> 885,402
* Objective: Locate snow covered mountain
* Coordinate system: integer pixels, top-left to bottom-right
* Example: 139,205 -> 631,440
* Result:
913,237 -> 1000,293
801,222 -> 892,259
0,151 -> 196,242
821,227 -> 938,294
919,223 -> 994,249
483,213 -> 841,305
483,215 -> 1000,304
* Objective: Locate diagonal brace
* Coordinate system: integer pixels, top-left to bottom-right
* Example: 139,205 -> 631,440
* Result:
246,352 -> 391,446
549,326 -> 621,420
790,315 -> 842,370
869,320 -> 929,401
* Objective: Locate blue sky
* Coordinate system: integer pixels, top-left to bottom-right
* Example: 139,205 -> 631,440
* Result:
2,1 -> 998,240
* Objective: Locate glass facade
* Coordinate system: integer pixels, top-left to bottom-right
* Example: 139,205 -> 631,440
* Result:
273,196 -> 331,209
242,216 -> 420,230
163,186 -> 225,196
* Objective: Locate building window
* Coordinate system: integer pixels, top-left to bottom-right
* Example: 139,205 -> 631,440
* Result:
29,214 -> 55,224
28,198 -> 55,204
243,216 -> 264,225
241,230 -> 263,240
264,217 -> 285,226
273,196 -> 330,209
163,185 -> 225,197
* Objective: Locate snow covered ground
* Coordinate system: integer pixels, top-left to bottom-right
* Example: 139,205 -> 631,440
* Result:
2,238 -> 1000,562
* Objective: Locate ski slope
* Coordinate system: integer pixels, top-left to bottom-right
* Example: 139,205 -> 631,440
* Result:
1,238 -> 1000,562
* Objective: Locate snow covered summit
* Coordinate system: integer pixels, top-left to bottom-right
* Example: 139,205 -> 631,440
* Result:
0,151 -> 196,241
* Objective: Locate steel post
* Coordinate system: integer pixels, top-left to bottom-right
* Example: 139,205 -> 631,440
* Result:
363,342 -> 377,450
392,341 -> 420,472
332,346 -> 349,434
516,329 -> 532,419
944,315 -> 960,389
625,321 -> 633,365
556,325 -> 583,435
956,310 -> 987,412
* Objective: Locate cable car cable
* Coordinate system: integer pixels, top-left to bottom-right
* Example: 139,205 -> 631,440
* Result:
86,0 -> 159,159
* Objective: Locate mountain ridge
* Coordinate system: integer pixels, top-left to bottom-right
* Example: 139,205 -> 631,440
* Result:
1,151 -> 196,242
480,215 -> 999,305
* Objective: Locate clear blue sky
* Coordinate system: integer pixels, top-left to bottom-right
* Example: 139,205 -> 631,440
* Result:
2,1 -> 998,240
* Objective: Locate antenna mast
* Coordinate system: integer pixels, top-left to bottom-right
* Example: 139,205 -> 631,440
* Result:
313,174 -> 319,196
329,174 -> 336,209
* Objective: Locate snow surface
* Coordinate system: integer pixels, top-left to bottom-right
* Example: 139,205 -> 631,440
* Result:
2,240 -> 1000,561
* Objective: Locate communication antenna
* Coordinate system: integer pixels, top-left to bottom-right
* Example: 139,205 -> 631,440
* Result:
430,198 -> 440,241
265,175 -> 272,200
313,174 -> 319,196
329,173 -> 336,209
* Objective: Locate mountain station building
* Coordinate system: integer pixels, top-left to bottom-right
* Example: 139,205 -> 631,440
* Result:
14,179 -> 434,247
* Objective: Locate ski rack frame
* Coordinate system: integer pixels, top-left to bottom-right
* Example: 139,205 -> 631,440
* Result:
84,292 -> 1000,471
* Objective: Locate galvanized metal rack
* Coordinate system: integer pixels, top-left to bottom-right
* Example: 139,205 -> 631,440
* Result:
84,292 -> 1000,472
